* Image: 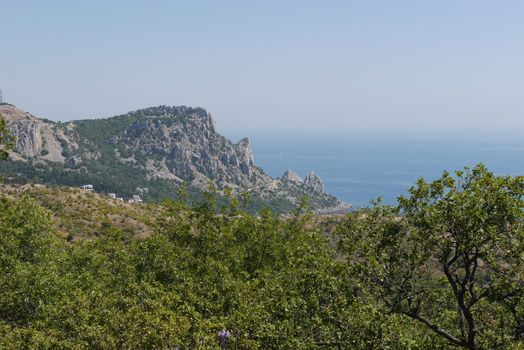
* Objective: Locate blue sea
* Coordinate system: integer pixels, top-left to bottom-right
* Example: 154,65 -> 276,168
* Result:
225,130 -> 524,208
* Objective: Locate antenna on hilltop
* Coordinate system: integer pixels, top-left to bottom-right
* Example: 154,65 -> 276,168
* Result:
0,89 -> 3,104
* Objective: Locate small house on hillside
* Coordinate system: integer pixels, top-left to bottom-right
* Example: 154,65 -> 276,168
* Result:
81,184 -> 94,190
128,195 -> 143,204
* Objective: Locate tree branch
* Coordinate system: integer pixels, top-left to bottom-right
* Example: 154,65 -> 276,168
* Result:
403,311 -> 465,347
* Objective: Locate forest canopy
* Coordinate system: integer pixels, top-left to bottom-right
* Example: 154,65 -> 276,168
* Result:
0,164 -> 523,349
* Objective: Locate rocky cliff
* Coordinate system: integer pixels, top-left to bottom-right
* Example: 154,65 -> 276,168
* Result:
106,106 -> 270,188
282,169 -> 325,193
0,104 -> 343,213
282,169 -> 303,183
304,172 -> 324,193
0,104 -> 75,163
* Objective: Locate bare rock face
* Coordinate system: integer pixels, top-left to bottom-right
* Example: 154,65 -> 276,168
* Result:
304,171 -> 324,193
0,104 -> 73,164
109,106 -> 270,188
281,169 -> 302,183
235,137 -> 254,164
234,138 -> 255,177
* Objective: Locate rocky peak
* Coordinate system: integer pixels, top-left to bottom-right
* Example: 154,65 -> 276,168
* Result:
304,171 -> 324,193
0,104 -> 38,123
100,107 -> 270,188
281,169 -> 302,183
235,138 -> 254,164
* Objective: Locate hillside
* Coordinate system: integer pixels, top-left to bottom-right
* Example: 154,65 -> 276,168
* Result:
0,104 -> 348,213
0,184 -> 158,239
0,183 -> 344,241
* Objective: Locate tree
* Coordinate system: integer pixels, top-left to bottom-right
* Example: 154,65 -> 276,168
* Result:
339,164 -> 524,349
0,113 -> 14,161
0,195 -> 63,331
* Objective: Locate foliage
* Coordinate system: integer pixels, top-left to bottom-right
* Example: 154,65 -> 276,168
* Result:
338,164 -> 524,349
0,113 -> 14,162
0,164 -> 522,349
0,192 -> 358,348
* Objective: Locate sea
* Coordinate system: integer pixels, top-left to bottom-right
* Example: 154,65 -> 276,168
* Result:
225,130 -> 524,208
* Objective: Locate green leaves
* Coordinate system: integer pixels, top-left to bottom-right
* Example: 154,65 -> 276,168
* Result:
1,163 -> 522,349
0,114 -> 14,162
339,164 -> 524,349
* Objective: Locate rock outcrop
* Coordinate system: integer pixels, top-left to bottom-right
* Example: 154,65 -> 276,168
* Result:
304,171 -> 324,193
109,106 -> 270,188
0,104 -> 74,163
281,169 -> 303,183
235,138 -> 255,177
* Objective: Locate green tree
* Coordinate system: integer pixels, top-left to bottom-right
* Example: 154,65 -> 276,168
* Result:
0,195 -> 66,348
339,164 -> 524,349
0,113 -> 13,161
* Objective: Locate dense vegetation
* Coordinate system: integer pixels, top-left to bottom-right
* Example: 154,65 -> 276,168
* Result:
0,113 -> 13,163
0,162 -> 523,349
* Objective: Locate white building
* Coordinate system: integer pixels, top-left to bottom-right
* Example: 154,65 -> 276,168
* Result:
81,184 -> 94,190
108,193 -> 116,199
136,187 -> 149,194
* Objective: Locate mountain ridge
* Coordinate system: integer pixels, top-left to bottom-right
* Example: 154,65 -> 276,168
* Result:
0,104 -> 349,213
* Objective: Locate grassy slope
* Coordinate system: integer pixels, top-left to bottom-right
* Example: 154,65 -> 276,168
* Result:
0,184 -> 344,241
0,184 -> 160,239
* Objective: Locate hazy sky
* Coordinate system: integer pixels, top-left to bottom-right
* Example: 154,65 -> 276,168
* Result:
2,1 -> 523,132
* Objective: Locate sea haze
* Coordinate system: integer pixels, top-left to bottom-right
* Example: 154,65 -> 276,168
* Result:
225,130 -> 524,208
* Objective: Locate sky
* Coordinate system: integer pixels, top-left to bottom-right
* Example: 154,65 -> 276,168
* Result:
1,1 -> 523,133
